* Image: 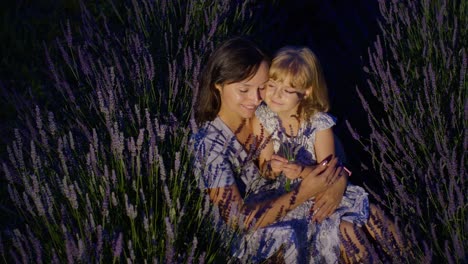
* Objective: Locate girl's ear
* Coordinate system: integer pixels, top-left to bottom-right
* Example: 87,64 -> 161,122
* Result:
304,87 -> 312,98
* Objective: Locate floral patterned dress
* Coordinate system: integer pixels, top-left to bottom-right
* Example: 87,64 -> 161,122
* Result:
254,103 -> 370,263
192,113 -> 368,263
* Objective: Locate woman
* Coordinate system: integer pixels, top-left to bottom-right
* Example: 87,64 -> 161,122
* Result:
192,37 -> 349,263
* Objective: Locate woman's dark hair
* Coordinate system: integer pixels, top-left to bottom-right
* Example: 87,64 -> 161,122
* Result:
195,37 -> 269,124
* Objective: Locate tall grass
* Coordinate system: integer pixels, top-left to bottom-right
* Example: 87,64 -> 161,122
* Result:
348,0 -> 466,262
0,0 -> 266,262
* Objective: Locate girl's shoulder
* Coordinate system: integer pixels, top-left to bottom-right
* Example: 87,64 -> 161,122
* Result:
308,112 -> 336,131
255,103 -> 275,119
255,103 -> 277,133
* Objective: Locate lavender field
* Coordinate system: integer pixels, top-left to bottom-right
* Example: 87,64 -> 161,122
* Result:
0,0 -> 465,263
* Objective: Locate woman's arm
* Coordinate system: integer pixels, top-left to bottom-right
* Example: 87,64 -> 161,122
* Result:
207,158 -> 340,230
312,128 -> 348,222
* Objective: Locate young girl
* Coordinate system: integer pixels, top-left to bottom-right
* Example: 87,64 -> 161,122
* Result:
253,46 -> 404,262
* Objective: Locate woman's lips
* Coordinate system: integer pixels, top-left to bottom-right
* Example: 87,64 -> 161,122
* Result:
241,104 -> 256,111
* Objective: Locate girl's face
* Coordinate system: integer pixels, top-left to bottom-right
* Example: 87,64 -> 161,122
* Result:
216,61 -> 269,121
264,77 -> 309,117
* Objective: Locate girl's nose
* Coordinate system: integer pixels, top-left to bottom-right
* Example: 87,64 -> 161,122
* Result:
272,87 -> 282,98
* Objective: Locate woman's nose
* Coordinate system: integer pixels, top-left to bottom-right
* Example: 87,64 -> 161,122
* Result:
249,89 -> 262,103
258,88 -> 266,101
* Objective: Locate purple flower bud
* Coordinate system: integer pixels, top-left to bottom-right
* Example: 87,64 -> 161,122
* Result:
113,232 -> 123,258
78,46 -> 91,76
164,217 -> 175,262
187,236 -> 197,263
127,239 -> 135,261
125,194 -> 138,220
44,42 -> 60,85
68,131 -> 75,151
23,192 -> 36,217
198,251 -> 206,264
12,229 -> 28,263
58,38 -> 72,69
65,20 -> 72,48
111,192 -> 118,207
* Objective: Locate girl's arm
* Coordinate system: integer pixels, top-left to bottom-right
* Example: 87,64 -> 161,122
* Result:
251,117 -> 279,179
314,128 -> 336,166
312,127 -> 348,222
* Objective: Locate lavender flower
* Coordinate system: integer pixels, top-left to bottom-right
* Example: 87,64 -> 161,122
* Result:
65,20 -> 73,48
12,229 -> 28,263
1,0 -> 270,262
128,239 -> 135,261
164,217 -> 175,263
351,0 -> 466,261
96,225 -> 103,258
113,232 -> 123,258
13,129 -> 26,170
58,39 -> 72,69
125,194 -> 138,220
187,236 -> 197,264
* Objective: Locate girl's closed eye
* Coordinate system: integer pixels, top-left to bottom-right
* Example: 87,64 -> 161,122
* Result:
267,83 -> 276,90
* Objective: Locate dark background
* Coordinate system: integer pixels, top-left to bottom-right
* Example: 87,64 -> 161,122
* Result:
0,0 -> 382,185
255,0 -> 382,186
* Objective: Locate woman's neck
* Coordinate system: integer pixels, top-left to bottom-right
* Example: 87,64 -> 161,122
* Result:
218,114 -> 254,149
217,113 -> 246,133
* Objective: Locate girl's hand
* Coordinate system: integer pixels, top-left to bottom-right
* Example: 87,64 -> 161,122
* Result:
281,162 -> 304,180
311,172 -> 347,223
270,154 -> 288,174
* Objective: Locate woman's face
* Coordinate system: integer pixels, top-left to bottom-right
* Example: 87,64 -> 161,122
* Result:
216,61 -> 269,121
264,77 -> 309,117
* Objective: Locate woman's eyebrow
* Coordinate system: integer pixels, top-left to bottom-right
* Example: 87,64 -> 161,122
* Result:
239,80 -> 268,87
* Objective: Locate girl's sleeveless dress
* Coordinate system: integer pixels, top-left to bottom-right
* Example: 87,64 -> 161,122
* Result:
255,104 -> 370,263
192,112 -> 368,263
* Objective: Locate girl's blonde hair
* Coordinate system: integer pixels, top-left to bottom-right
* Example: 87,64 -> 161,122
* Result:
270,46 -> 329,120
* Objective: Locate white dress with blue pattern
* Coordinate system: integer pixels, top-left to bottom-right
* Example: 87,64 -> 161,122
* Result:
192,112 -> 369,263
255,103 -> 370,263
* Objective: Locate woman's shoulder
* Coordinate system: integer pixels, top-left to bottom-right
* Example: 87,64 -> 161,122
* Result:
192,119 -> 228,150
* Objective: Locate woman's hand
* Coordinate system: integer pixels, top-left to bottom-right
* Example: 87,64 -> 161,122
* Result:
300,157 -> 339,197
311,168 -> 347,223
